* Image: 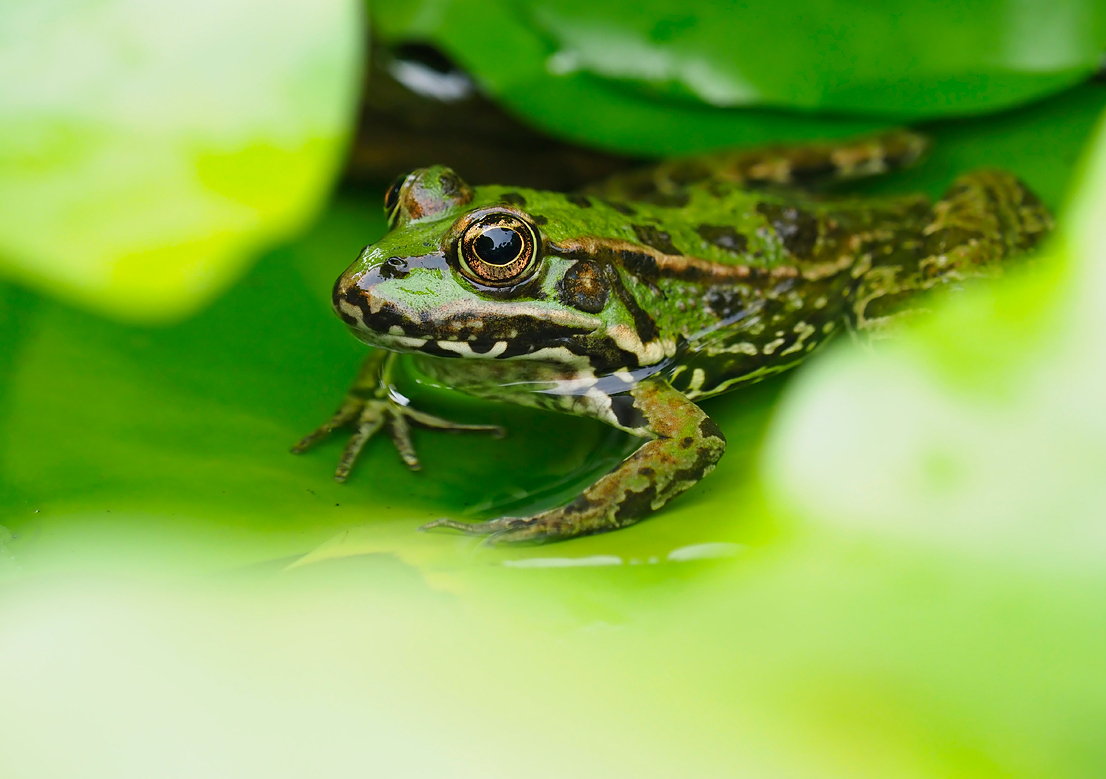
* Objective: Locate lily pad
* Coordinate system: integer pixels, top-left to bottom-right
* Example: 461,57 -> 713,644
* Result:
373,0 -> 1106,154
0,82 -> 1101,580
1,64 -> 1105,779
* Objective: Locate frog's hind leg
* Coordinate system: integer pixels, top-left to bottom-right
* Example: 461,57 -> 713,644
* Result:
421,376 -> 726,544
923,170 -> 1052,262
853,169 -> 1053,335
590,129 -> 931,200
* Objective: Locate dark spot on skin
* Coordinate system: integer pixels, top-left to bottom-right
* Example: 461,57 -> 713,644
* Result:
379,256 -> 409,280
632,224 -> 681,256
604,200 -> 637,216
756,202 -> 819,258
470,340 -> 510,355
609,394 -> 648,431
667,162 -> 711,187
416,340 -> 462,359
564,492 -> 597,516
564,334 -> 649,372
881,148 -> 918,172
500,192 -> 527,207
640,191 -> 690,208
558,260 -> 610,314
639,467 -> 655,477
703,286 -> 743,319
699,417 -> 726,443
696,224 -> 748,254
607,267 -> 658,346
666,442 -> 725,491
565,194 -> 593,208
439,171 -> 463,197
786,160 -> 838,186
531,214 -> 548,226
614,482 -> 659,523
618,249 -> 659,285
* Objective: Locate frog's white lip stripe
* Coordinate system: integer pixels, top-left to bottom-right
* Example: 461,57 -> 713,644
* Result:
337,280 -> 670,366
435,340 -> 509,358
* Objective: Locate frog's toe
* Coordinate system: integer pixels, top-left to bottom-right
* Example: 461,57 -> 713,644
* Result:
403,406 -> 505,438
418,515 -> 556,545
483,522 -> 554,546
419,516 -> 514,537
291,398 -> 364,454
387,407 -> 422,471
334,403 -> 386,481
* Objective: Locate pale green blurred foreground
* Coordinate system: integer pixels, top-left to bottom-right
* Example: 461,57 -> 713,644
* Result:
1,115 -> 1104,779
2,2 -> 1106,776
0,0 -> 361,321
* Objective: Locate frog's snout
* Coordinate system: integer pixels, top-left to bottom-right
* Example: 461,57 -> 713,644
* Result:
331,268 -> 374,332
330,262 -> 414,345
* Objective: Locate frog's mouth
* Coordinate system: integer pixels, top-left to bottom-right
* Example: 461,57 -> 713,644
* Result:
332,271 -> 607,363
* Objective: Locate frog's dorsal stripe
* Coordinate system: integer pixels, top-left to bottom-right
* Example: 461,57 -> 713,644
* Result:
551,237 -> 855,285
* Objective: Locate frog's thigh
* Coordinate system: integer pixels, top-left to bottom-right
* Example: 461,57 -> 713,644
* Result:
570,379 -> 727,530
428,378 -> 726,543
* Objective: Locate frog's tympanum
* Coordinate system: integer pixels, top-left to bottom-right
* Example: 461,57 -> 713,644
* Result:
294,132 -> 1051,543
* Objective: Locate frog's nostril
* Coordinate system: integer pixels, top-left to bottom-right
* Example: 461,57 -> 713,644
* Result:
381,256 -> 410,279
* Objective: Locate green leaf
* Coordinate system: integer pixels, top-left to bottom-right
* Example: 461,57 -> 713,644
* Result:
0,0 -> 362,322
2,77 -> 1106,779
762,117 -> 1106,573
373,0 -> 1106,154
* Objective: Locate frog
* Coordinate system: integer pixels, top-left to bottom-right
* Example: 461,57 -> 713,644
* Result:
293,130 -> 1052,544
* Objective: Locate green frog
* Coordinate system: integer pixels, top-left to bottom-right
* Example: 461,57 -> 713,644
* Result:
293,131 -> 1051,543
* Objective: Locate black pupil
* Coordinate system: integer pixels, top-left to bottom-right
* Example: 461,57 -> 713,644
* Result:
474,227 -> 523,266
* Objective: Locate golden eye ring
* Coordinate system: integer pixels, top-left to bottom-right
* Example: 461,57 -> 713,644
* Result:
457,212 -> 540,286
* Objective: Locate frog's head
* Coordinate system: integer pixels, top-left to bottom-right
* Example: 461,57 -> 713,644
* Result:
332,167 -> 671,372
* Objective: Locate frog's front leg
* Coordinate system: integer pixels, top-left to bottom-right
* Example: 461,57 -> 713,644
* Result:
292,350 -> 503,480
422,377 -> 726,544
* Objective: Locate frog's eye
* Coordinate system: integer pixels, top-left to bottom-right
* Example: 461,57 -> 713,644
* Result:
384,171 -> 414,224
457,212 -> 540,286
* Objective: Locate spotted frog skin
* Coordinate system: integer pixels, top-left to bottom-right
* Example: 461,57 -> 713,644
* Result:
294,131 -> 1051,543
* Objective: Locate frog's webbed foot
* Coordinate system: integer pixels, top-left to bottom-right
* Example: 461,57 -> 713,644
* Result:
291,353 -> 503,481
421,377 -> 728,545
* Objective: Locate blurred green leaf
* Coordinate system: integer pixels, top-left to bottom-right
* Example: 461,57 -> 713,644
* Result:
374,0 -> 1106,154
762,118 -> 1106,573
2,38 -> 1106,778
0,82 -> 1100,580
0,0 -> 362,322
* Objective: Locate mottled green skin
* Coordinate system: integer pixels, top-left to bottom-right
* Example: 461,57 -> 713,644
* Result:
296,132 -> 1052,543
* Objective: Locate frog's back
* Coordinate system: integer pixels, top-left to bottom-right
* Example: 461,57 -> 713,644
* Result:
560,133 -> 1052,398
